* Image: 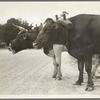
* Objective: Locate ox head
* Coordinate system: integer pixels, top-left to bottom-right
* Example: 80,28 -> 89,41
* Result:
8,24 -> 40,54
33,18 -> 73,48
9,33 -> 29,54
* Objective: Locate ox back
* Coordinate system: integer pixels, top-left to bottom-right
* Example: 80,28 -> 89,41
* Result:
67,14 -> 100,59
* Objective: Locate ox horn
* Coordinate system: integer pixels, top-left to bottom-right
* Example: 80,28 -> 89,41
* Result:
12,23 -> 28,31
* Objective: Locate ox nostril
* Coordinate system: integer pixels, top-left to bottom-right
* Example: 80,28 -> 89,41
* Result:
8,47 -> 11,51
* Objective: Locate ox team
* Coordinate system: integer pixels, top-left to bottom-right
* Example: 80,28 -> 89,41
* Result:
9,14 -> 100,91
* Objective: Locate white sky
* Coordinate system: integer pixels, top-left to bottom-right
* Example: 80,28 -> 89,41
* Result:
0,1 -> 100,26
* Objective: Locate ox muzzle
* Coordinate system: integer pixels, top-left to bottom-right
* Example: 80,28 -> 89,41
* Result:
33,42 -> 42,49
8,43 -> 16,54
8,46 -> 16,54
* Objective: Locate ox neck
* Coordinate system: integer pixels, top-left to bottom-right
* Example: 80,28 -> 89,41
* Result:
26,41 -> 34,49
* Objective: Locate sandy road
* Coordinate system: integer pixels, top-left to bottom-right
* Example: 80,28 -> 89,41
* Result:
0,49 -> 100,96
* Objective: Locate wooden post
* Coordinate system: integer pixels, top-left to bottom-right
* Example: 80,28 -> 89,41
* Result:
63,14 -> 66,20
55,15 -> 59,20
62,11 -> 69,20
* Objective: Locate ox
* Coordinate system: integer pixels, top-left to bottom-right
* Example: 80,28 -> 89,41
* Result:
33,14 -> 100,91
9,17 -> 100,91
8,24 -> 40,53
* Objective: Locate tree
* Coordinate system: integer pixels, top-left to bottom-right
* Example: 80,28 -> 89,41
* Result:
0,18 -> 33,45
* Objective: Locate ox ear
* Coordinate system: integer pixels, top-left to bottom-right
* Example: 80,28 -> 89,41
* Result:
23,34 -> 27,40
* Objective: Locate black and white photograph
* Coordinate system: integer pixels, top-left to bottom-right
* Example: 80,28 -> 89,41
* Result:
0,1 -> 100,98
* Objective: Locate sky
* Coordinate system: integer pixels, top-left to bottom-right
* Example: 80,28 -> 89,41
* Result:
0,1 -> 100,26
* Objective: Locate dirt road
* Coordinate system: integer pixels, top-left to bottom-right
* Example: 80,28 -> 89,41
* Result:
0,49 -> 100,97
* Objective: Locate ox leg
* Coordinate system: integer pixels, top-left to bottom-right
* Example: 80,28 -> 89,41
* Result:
52,56 -> 58,78
53,44 -> 63,80
92,59 -> 100,78
84,54 -> 94,91
74,58 -> 84,85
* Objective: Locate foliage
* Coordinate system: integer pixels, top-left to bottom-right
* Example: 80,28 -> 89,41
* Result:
0,18 -> 33,45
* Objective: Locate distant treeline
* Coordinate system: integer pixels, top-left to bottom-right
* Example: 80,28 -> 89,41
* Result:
0,18 -> 33,48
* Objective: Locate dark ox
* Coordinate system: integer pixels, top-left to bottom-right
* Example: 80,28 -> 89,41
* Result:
9,26 -> 40,53
33,14 -> 100,91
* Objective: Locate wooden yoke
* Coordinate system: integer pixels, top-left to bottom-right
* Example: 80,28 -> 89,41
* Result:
55,15 -> 59,20
55,11 -> 69,20
62,11 -> 69,20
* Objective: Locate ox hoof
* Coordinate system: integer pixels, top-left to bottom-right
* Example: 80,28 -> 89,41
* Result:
85,86 -> 94,91
57,77 -> 62,80
74,81 -> 81,85
52,75 -> 56,78
55,76 -> 62,80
